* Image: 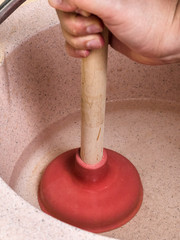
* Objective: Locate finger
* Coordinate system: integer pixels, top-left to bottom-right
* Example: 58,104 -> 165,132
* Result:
49,0 -> 121,20
65,42 -> 90,58
49,0 -> 120,19
75,9 -> 90,17
62,29 -> 104,50
59,11 -> 103,37
49,0 -> 77,12
50,0 -> 91,17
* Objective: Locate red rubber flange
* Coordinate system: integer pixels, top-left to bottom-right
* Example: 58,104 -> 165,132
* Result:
38,148 -> 143,233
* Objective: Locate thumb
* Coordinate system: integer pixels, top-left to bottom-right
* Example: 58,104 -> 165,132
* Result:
49,0 -> 119,20
73,0 -> 115,18
49,0 -> 77,12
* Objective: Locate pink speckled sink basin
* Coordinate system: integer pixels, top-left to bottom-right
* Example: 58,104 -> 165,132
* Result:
0,1 -> 180,239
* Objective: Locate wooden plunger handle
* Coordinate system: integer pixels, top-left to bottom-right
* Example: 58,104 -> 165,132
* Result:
80,28 -> 108,165
56,10 -> 108,165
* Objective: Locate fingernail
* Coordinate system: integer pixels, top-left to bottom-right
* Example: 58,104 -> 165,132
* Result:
86,25 -> 103,34
86,39 -> 103,49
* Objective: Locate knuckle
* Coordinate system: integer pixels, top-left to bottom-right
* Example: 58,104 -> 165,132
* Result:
71,27 -> 79,36
71,21 -> 82,36
70,16 -> 86,36
71,38 -> 79,49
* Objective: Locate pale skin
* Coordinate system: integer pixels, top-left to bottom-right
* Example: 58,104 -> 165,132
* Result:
49,0 -> 180,65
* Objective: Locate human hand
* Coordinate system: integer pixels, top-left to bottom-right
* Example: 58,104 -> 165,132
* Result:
49,0 -> 180,65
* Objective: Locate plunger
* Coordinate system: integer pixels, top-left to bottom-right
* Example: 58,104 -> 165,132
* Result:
38,12 -> 143,233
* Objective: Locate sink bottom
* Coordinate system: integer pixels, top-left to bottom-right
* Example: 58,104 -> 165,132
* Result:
9,99 -> 180,240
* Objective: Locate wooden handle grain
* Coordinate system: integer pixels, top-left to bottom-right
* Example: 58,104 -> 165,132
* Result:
80,28 -> 108,165
56,10 -> 108,165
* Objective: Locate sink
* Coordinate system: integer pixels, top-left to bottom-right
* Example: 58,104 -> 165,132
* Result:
0,0 -> 179,239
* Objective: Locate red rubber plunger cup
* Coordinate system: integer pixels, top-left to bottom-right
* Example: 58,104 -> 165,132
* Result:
38,24 -> 143,233
38,148 -> 143,233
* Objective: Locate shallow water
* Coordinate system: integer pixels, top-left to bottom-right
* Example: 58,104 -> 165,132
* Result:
9,99 -> 180,240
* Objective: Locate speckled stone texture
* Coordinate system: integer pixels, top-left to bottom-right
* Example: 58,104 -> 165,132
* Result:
0,0 -> 180,240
